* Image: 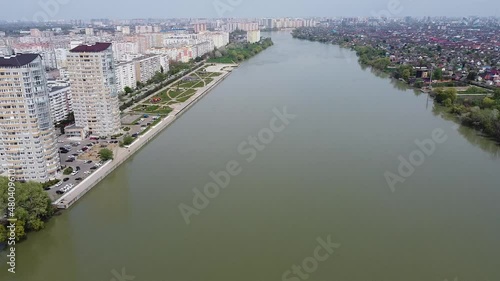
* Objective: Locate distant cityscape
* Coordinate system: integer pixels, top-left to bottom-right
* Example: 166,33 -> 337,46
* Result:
0,16 -> 499,183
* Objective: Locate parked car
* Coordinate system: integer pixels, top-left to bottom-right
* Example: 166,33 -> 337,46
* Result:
82,147 -> 88,151
75,177 -> 83,181
90,166 -> 98,170
63,178 -> 70,182
71,171 -> 79,176
66,159 -> 74,162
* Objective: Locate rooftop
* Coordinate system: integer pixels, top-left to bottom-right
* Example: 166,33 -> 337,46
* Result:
0,53 -> 40,67
70,42 -> 112,53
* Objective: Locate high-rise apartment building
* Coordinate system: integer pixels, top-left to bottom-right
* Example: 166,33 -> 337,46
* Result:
0,54 -> 60,182
67,43 -> 121,137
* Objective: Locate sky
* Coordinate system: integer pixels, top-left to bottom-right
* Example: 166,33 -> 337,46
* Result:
7,0 -> 500,21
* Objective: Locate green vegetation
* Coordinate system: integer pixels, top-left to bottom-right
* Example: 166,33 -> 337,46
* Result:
63,167 -> 73,175
123,135 -> 134,146
99,148 -> 114,161
354,46 -> 390,70
0,177 -> 55,242
42,179 -> 60,189
208,38 -> 274,63
124,86 -> 133,94
435,87 -> 500,141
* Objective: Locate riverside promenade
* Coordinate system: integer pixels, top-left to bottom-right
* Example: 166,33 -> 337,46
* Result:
54,64 -> 237,209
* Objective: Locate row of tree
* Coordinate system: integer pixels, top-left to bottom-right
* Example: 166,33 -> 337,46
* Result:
435,88 -> 500,141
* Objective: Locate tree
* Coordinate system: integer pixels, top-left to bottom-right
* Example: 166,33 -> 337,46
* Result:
494,88 -> 500,100
402,69 -> 411,81
0,177 -> 54,238
124,86 -> 133,94
99,148 -> 114,161
433,68 -> 443,80
0,224 -> 6,243
434,87 -> 457,105
467,71 -> 477,81
414,78 -> 424,88
482,97 -> 495,108
123,135 -> 134,146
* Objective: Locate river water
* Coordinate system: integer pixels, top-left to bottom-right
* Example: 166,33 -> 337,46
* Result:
2,32 -> 500,281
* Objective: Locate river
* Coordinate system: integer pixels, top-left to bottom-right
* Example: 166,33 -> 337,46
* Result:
2,32 -> 500,281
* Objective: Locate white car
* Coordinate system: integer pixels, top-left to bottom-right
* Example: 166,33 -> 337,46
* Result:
71,171 -> 79,176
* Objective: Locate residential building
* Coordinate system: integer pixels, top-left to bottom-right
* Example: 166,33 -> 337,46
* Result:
115,61 -> 137,92
247,30 -> 261,43
0,53 -> 60,182
67,43 -> 121,137
115,54 -> 166,92
48,81 -> 72,123
193,23 -> 207,33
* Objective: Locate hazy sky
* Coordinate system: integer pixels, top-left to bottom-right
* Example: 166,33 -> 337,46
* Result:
8,0 -> 500,21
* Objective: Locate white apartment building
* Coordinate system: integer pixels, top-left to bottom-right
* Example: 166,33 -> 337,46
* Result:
67,43 -> 121,137
135,25 -> 154,34
247,30 -> 261,44
115,61 -> 137,91
112,41 -> 139,62
0,54 -> 60,182
135,54 -> 162,82
54,48 -> 68,68
192,41 -> 214,58
148,46 -> 193,63
115,54 -> 167,92
199,32 -> 229,49
48,81 -> 72,123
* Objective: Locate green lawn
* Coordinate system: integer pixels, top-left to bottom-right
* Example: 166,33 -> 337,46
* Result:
180,80 -> 204,88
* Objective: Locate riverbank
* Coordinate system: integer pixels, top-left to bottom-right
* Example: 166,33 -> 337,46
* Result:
53,63 -> 237,209
207,38 -> 274,64
291,34 -> 500,143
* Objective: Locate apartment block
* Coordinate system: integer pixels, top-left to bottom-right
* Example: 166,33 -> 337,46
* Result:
0,54 -> 60,182
48,81 -> 72,123
67,43 -> 121,137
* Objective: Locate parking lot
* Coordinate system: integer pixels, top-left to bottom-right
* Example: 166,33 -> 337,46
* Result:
46,138 -> 114,200
122,114 -> 160,139
45,115 -> 161,200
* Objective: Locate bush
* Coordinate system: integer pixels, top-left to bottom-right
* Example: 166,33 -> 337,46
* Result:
42,179 -> 60,189
99,148 -> 114,161
63,167 -> 73,175
123,135 -> 134,146
123,127 -> 131,132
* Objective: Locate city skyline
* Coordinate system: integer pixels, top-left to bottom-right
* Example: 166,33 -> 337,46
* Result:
7,0 -> 500,21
